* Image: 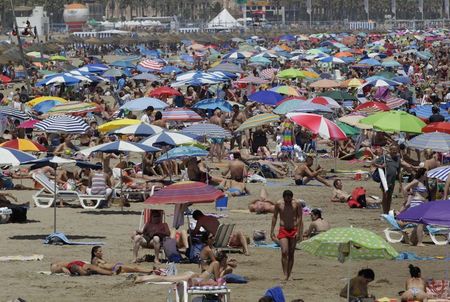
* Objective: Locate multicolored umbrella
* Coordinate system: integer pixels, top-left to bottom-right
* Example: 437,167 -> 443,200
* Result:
287,112 -> 347,140
422,122 -> 450,134
260,68 -> 278,79
112,123 -> 164,136
119,97 -> 168,111
0,147 -> 37,165
384,97 -> 407,109
162,108 -> 202,122
79,141 -> 160,157
248,91 -> 284,106
0,106 -> 28,120
35,115 -> 89,134
140,131 -> 195,147
155,146 -> 209,163
149,86 -> 181,97
98,119 -> 141,133
269,86 -> 301,96
182,123 -> 232,138
0,139 -> 47,152
236,113 -> 280,132
307,96 -> 341,109
360,111 -> 426,134
27,96 -> 68,108
236,76 -> 269,84
47,102 -> 101,116
354,101 -> 390,113
407,132 -> 450,152
145,181 -> 224,205
397,200 -> 450,227
427,165 -> 450,181
273,100 -> 332,115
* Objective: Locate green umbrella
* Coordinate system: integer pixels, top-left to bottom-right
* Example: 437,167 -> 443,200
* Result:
250,56 -> 271,65
319,90 -> 358,101
278,68 -> 303,79
236,113 -> 280,131
336,121 -> 360,136
50,55 -> 68,61
374,71 -> 395,79
360,110 -> 426,134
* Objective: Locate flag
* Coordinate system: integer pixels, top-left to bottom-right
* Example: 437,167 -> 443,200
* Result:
306,0 -> 312,14
418,0 -> 423,13
391,0 -> 396,14
364,0 -> 369,14
445,0 -> 449,18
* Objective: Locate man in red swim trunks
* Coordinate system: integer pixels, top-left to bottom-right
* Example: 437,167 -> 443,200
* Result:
270,190 -> 303,281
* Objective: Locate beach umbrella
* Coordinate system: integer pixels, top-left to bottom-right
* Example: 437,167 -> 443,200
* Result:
35,115 -> 89,134
300,70 -> 320,79
307,96 -> 341,109
223,51 -> 248,60
411,105 -> 450,121
317,56 -> 345,64
98,119 -> 141,132
338,113 -> 372,129
103,69 -> 125,77
397,200 -> 450,227
47,102 -> 101,116
0,139 -> 46,152
423,122 -> 450,134
319,91 -> 358,101
112,123 -> 164,136
155,146 -> 208,163
0,75 -> 11,84
381,60 -> 401,68
384,97 -> 407,109
427,166 -> 450,181
0,147 -> 37,165
260,68 -> 278,79
360,111 -> 426,134
237,113 -> 280,132
277,68 -> 303,79
248,91 -> 283,106
0,106 -> 28,120
26,96 -> 68,108
110,60 -> 136,68
140,131 -> 195,147
249,56 -> 271,65
119,97 -> 168,111
192,98 -> 232,112
269,86 -> 300,96
340,78 -> 365,88
145,181 -> 224,205
50,55 -> 67,61
78,64 -> 109,73
392,76 -> 411,85
36,73 -> 90,86
79,140 -> 160,157
309,79 -> 340,89
362,78 -> 401,88
162,108 -> 202,122
336,121 -> 360,136
273,100 -> 332,115
287,112 -> 347,140
236,76 -> 268,84
335,51 -> 353,58
182,123 -> 231,138
407,132 -> 450,153
18,119 -> 39,129
354,101 -> 390,114
359,58 -> 381,66
138,59 -> 163,71
149,86 -> 181,97
160,66 -> 182,74
132,73 -> 160,81
208,62 -> 243,73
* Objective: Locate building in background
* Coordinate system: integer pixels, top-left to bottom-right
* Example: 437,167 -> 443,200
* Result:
15,6 -> 49,38
63,3 -> 89,32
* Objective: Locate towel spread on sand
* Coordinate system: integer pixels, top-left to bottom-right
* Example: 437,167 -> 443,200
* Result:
43,232 -> 104,246
396,252 -> 437,261
37,271 -> 67,276
0,254 -> 43,262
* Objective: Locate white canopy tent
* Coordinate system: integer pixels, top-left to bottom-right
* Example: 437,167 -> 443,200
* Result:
208,9 -> 242,29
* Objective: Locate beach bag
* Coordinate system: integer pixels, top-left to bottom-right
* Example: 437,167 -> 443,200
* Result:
9,207 -> 27,223
163,238 -> 182,263
371,169 -> 381,183
352,187 -> 367,208
187,241 -> 204,264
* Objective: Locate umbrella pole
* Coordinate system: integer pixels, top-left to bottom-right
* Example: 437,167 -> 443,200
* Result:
53,166 -> 57,234
120,154 -> 123,212
334,140 -> 337,171
347,257 -> 351,302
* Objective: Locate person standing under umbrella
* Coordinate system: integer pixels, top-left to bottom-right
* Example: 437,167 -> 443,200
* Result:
270,190 -> 303,281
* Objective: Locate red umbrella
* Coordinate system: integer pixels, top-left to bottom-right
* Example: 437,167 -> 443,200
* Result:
276,95 -> 307,105
354,101 -> 390,113
307,96 -> 341,109
0,75 -> 12,84
145,181 -> 224,205
0,138 -> 47,151
422,122 -> 450,134
287,112 -> 347,140
149,86 -> 182,97
162,108 -> 203,122
18,119 -> 39,129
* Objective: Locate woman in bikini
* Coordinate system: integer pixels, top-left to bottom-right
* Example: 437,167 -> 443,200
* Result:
90,246 -> 155,274
400,264 -> 428,302
50,260 -> 113,276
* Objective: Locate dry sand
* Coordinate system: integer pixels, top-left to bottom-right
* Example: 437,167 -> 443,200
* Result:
1,158 -> 448,302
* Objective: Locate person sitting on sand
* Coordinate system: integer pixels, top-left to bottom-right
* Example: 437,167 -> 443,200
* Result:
248,187 -> 275,214
218,179 -> 249,196
90,246 -> 155,274
222,152 -> 247,182
340,268 -> 376,301
199,233 -> 237,277
400,264 -> 428,302
186,157 -> 223,185
293,156 -> 331,187
303,209 -> 330,238
331,179 -> 380,206
131,210 -> 170,264
50,260 -> 114,276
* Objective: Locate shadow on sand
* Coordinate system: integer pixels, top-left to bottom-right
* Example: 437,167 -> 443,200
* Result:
9,234 -> 106,240
79,210 -> 142,216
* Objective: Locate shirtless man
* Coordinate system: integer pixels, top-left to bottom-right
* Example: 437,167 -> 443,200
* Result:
209,109 -> 225,162
222,152 -> 247,182
293,156 -> 331,187
248,187 -> 275,214
229,105 -> 246,150
270,190 -> 303,280
303,209 -> 330,238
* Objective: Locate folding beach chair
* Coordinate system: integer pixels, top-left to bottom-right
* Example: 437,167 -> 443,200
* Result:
381,214 -> 414,243
213,224 -> 241,253
136,208 -> 167,260
426,225 -> 450,246
175,281 -> 231,302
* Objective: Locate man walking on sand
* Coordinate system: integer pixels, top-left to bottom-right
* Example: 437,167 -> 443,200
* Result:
270,190 -> 303,281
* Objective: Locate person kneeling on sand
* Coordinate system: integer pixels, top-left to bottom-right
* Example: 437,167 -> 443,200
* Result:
400,264 -> 428,302
340,268 -> 376,301
50,261 -> 114,276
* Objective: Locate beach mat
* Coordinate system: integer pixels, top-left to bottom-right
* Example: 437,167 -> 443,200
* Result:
0,254 -> 43,262
43,232 -> 104,246
38,271 -> 67,276
396,252 -> 438,261
254,242 -> 280,249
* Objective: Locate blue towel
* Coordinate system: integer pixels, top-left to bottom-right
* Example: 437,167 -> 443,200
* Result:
396,252 -> 435,261
265,286 -> 285,302
223,273 -> 248,283
43,232 -> 104,246
254,242 -> 280,249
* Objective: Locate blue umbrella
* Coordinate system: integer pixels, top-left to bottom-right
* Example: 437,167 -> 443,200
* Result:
120,97 -> 168,111
279,34 -> 296,42
223,51 -> 247,60
392,76 -> 411,84
273,100 -> 332,115
156,146 -> 208,163
381,60 -> 401,68
397,200 -> 450,227
209,62 -> 243,74
0,147 -> 36,165
182,123 -> 232,138
80,141 -> 160,157
36,73 -> 84,86
359,58 -> 381,66
77,64 -> 109,73
112,123 -> 164,136
110,60 -> 136,68
103,69 -> 125,77
411,105 -> 450,121
32,100 -> 61,113
132,73 -> 160,81
248,91 -> 284,106
180,54 -> 194,63
407,132 -> 450,153
160,66 -> 182,74
192,98 -> 232,112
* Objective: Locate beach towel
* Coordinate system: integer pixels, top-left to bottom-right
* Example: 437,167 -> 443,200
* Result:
43,232 -> 104,246
264,286 -> 286,302
254,242 -> 280,249
223,273 -> 248,284
38,271 -> 68,276
0,254 -> 43,262
426,280 -> 450,299
396,252 -> 435,261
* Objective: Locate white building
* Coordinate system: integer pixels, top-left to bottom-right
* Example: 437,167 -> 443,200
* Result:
15,6 -> 49,38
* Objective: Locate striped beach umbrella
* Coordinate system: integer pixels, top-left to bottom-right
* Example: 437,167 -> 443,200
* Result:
236,113 -> 280,132
112,123 -> 164,136
354,101 -> 390,114
34,115 -> 89,134
182,123 -> 232,138
162,108 -> 202,122
384,97 -> 407,109
0,147 -> 36,165
138,59 -> 164,71
411,105 -> 450,121
340,78 -> 365,88
140,131 -> 195,147
77,64 -> 109,73
235,76 -> 268,84
155,146 -> 208,163
260,68 -> 278,79
47,102 -> 101,116
427,166 -> 450,181
79,141 -> 160,157
288,112 -> 347,140
0,139 -> 47,152
0,106 -> 28,120
98,119 -> 141,133
307,96 -> 341,109
145,181 -> 224,205
407,132 -> 450,153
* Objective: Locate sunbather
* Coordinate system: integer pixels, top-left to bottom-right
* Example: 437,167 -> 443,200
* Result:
331,179 -> 380,206
50,260 -> 114,276
293,156 -> 331,187
218,179 -> 249,196
303,209 -> 330,238
248,187 -> 275,214
91,246 -> 155,274
400,264 -> 428,302
199,233 -> 238,277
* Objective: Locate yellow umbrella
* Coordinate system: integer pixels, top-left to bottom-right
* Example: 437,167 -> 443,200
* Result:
98,118 -> 141,132
27,96 -> 68,108
309,79 -> 340,88
300,70 -> 320,79
341,78 -> 365,88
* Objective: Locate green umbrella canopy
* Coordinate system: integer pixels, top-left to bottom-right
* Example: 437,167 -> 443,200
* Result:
374,71 -> 396,79
336,121 -> 360,136
299,227 -> 399,262
278,68 -> 303,79
360,110 -> 426,134
319,90 -> 358,101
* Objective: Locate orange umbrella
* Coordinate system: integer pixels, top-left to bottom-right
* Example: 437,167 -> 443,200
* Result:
0,139 -> 47,152
309,79 -> 340,89
335,51 -> 353,58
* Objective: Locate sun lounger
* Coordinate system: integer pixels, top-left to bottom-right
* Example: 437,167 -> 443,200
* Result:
426,225 -> 450,246
175,281 -> 230,302
32,173 -> 104,209
381,214 -> 414,243
213,224 -> 241,253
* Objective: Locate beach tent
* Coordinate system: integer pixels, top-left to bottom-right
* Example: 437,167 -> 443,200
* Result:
208,9 -> 242,29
